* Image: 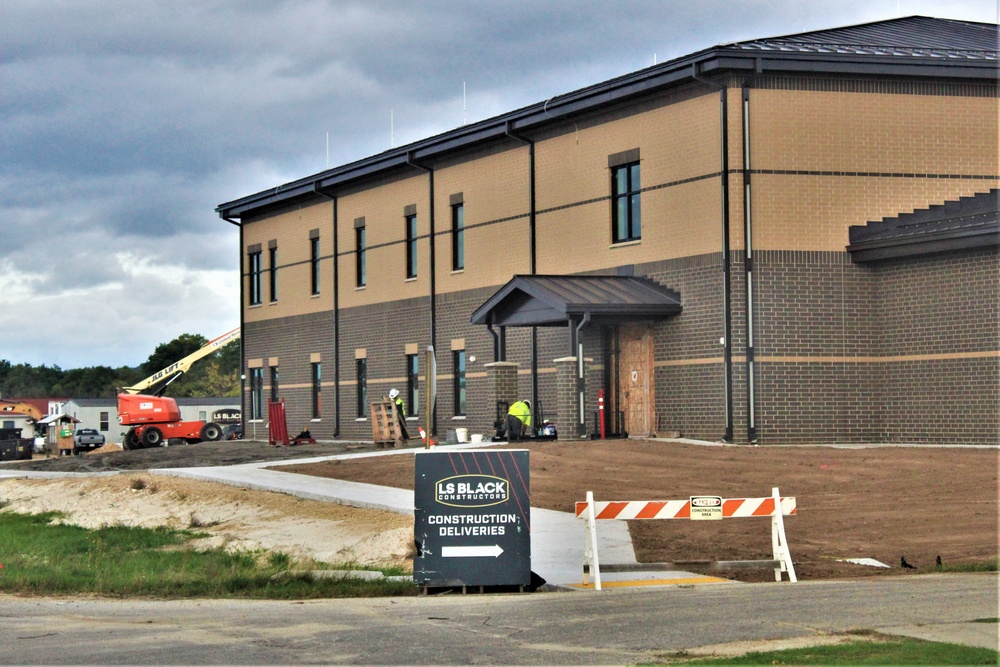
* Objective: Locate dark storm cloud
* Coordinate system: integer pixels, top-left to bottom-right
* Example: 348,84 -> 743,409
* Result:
1,0 -> 994,367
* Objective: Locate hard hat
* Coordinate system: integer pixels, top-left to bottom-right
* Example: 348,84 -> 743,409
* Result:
523,399 -> 530,407
389,388 -> 399,399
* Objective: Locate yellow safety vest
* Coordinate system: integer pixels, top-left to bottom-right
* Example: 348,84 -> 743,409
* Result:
394,396 -> 406,418
507,401 -> 531,427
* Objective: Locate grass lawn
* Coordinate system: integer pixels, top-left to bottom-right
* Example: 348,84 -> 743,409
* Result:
0,510 -> 416,598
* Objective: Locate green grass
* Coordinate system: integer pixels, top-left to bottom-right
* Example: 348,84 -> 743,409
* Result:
937,557 -> 998,573
661,636 -> 998,665
0,511 -> 417,599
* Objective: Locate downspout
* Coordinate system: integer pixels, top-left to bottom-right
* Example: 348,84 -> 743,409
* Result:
220,211 -> 246,430
312,184 -> 341,436
692,63 -> 734,443
575,312 -> 590,437
742,82 -> 758,444
505,121 -> 540,414
407,152 -> 436,434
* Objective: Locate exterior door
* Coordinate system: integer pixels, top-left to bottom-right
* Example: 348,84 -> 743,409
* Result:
618,323 -> 654,436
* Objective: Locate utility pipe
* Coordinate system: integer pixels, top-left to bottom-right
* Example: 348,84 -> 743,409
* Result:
575,312 -> 591,437
691,64 -> 734,443
220,212 -> 247,429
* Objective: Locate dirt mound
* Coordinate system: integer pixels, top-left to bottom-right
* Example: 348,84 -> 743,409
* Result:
0,475 -> 413,568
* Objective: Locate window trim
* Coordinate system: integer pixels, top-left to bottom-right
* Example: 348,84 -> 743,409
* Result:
268,243 -> 278,302
248,250 -> 263,306
405,213 -> 418,280
451,202 -> 464,271
611,159 -> 641,244
453,349 -> 466,416
310,234 -> 320,295
355,223 -> 366,287
356,358 -> 368,418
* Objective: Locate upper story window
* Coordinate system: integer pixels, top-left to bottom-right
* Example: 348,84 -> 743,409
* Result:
309,230 -> 320,295
355,217 -> 366,287
248,246 -> 262,306
451,194 -> 464,271
405,209 -> 418,280
610,149 -> 641,243
268,241 -> 278,302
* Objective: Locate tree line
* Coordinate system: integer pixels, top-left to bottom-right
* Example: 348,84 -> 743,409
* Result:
0,334 -> 240,400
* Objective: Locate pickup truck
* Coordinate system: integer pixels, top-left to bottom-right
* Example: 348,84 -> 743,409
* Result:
73,428 -> 106,455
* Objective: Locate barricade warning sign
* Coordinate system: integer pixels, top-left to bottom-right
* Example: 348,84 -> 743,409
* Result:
414,449 -> 530,587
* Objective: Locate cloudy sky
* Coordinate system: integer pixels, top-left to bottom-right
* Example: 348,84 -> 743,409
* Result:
2,0 -> 996,370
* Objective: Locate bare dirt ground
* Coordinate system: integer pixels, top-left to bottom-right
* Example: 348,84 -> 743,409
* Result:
282,440 -> 999,582
3,439 -> 997,582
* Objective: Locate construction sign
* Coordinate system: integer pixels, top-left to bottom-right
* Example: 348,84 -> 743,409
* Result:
413,449 -> 530,587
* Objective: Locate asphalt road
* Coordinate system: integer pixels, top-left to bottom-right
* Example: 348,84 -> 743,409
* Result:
1,574 -> 996,665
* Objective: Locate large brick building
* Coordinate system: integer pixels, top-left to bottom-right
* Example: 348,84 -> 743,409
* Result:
217,16 -> 999,445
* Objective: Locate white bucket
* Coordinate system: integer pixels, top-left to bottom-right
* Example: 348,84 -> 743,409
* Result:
470,433 -> 484,443
455,427 -> 469,443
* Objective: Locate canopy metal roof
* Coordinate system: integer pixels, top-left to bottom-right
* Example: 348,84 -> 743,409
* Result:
470,275 -> 682,327
848,189 -> 999,262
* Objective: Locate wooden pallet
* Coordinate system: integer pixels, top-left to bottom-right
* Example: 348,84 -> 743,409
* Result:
370,401 -> 404,448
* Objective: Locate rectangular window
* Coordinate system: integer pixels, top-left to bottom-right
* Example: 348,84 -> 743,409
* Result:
248,250 -> 262,305
310,234 -> 320,295
356,358 -> 367,417
355,226 -> 366,287
250,368 -> 264,419
311,362 -> 322,419
99,411 -> 109,431
453,350 -> 466,416
268,244 -> 278,302
611,161 -> 641,243
451,203 -> 464,270
270,366 -> 279,402
406,353 -> 419,417
405,213 -> 418,279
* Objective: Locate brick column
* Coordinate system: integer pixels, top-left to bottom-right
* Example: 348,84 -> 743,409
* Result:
554,356 -> 588,440
484,362 -> 519,428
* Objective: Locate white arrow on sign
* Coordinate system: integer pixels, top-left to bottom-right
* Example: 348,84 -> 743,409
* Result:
441,545 -> 504,558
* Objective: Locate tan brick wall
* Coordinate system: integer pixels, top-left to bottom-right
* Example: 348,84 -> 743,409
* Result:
338,174 -> 431,308
433,145 -> 532,295
243,200 -> 334,323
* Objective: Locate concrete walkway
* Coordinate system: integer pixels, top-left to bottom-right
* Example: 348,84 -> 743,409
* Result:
150,443 -> 719,588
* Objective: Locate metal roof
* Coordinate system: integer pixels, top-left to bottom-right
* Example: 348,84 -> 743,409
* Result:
470,275 -> 682,327
848,189 -> 999,262
217,16 -> 999,221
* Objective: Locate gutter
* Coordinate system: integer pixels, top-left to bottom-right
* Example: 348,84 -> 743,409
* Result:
742,80 -> 758,444
691,63 -> 735,444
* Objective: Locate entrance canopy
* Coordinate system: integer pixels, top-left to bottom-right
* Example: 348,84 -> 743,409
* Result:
471,274 -> 682,328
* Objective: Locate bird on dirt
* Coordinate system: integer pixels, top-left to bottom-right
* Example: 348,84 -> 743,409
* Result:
936,555 -> 942,568
901,556 -> 916,569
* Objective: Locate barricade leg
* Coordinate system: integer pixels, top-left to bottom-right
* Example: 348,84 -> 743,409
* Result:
583,491 -> 602,591
771,486 -> 797,583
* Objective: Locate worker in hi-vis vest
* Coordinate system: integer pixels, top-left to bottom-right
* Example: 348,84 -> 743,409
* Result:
389,388 -> 409,440
505,399 -> 531,441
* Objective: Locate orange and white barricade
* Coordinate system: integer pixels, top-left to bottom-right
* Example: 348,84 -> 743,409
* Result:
575,487 -> 797,590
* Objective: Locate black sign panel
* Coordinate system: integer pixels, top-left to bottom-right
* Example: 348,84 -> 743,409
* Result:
414,449 -> 530,587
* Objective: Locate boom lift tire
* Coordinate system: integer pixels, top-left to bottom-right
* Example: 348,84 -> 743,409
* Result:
123,428 -> 141,450
141,427 -> 164,448
199,422 -> 223,442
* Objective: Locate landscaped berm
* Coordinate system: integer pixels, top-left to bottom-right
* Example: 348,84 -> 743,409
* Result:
3,439 -> 997,582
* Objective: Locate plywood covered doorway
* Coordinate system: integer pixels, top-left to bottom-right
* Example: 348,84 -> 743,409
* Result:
619,323 -> 654,436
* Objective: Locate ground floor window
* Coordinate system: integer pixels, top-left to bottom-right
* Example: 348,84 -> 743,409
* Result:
311,362 -> 322,419
356,358 -> 367,418
250,368 -> 264,419
406,353 -> 419,417
453,350 -> 466,416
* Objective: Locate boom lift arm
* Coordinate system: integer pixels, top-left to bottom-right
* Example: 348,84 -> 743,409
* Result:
121,327 -> 241,396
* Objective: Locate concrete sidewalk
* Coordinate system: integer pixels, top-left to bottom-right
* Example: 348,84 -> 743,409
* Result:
151,444 -> 720,588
